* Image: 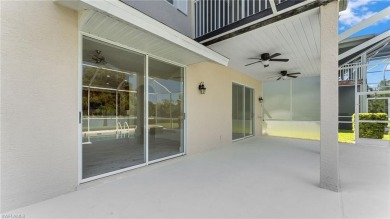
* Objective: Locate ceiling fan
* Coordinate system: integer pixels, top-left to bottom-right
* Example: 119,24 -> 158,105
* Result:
92,50 -> 106,64
275,70 -> 301,80
245,53 -> 289,67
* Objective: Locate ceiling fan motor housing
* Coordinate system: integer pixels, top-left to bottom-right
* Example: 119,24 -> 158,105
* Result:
261,53 -> 270,60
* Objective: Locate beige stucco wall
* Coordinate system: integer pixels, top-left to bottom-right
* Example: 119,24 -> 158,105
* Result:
186,62 -> 262,154
0,1 -> 261,212
1,1 -> 79,212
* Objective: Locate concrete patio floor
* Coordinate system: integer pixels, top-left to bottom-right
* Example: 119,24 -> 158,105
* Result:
5,136 -> 389,218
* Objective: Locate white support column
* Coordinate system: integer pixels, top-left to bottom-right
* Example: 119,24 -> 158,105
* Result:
361,53 -> 367,113
320,0 -> 340,192
354,67 -> 359,142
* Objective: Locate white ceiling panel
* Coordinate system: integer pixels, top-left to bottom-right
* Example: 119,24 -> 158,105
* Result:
208,8 -> 321,81
82,11 -> 209,66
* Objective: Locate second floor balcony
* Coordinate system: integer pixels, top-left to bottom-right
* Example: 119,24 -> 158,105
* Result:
339,63 -> 363,85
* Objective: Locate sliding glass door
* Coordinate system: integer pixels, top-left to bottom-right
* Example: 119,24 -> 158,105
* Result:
148,58 -> 184,161
81,36 -> 185,180
82,37 -> 146,179
232,83 -> 254,140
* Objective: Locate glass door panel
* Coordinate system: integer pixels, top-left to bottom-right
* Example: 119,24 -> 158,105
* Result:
232,83 -> 254,140
148,58 -> 184,161
82,36 -> 146,179
232,84 -> 245,140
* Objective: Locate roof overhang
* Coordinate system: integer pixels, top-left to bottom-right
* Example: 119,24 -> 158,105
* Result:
339,34 -> 375,54
339,30 -> 390,65
55,0 -> 229,66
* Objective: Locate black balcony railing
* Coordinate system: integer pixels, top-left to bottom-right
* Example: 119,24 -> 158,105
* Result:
194,0 -> 289,38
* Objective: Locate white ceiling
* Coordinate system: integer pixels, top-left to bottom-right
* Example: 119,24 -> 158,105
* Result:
81,11 -> 211,66
208,8 -> 321,81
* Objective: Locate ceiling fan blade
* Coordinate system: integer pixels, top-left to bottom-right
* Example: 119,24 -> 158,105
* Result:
277,77 -> 282,80
269,53 -> 281,59
248,58 -> 262,60
287,75 -> 298,78
288,72 -> 301,75
245,61 -> 262,66
269,58 -> 289,62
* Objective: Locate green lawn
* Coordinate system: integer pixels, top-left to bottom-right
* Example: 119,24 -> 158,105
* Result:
338,129 -> 390,143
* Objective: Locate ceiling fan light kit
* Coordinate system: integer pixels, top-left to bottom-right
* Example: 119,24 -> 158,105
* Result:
263,60 -> 270,67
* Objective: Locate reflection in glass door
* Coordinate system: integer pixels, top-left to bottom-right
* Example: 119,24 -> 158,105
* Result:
82,37 -> 146,179
232,83 -> 254,140
148,58 -> 184,161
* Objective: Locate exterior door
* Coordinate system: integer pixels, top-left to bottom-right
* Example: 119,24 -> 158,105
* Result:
147,58 -> 185,162
81,36 -> 186,182
81,36 -> 146,180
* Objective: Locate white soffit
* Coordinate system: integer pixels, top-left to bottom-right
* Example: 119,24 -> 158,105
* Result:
208,8 -> 320,81
56,0 -> 229,66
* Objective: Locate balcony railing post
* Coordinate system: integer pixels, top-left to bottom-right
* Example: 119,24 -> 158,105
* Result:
232,0 -> 234,23
206,0 -> 208,33
195,1 -> 198,37
213,0 -> 217,30
228,0 -> 230,24
223,0 -> 225,26
236,0 -> 239,22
